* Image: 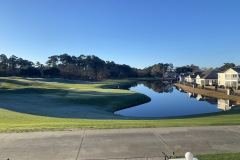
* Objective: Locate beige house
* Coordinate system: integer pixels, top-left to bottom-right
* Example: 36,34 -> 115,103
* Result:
217,68 -> 240,89
196,69 -> 220,86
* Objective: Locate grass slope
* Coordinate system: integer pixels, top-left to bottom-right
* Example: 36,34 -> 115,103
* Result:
0,77 -> 240,132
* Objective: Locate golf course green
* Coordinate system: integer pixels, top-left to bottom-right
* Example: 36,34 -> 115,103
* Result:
0,77 -> 240,132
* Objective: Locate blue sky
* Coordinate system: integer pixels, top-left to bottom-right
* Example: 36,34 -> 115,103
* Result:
0,0 -> 240,69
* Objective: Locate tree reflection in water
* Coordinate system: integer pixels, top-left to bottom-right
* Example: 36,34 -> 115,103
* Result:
118,80 -> 174,93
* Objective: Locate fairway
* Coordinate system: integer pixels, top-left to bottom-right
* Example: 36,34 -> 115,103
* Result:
0,77 -> 151,119
1,77 -> 240,132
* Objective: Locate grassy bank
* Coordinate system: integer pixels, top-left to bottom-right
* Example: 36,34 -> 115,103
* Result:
174,83 -> 240,103
1,108 -> 240,132
0,77 -> 240,132
175,152 -> 240,160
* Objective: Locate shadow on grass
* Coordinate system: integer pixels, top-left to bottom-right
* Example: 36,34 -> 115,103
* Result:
0,87 -> 68,96
0,87 -> 150,119
0,78 -> 95,88
1,79 -> 31,86
23,77 -> 94,84
1,78 -> 240,120
0,87 -> 239,120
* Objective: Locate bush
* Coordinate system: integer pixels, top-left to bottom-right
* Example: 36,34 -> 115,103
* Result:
43,67 -> 60,77
20,67 -> 41,77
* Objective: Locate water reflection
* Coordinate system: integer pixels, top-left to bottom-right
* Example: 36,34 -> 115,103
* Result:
188,92 -> 197,98
115,81 -> 237,117
176,87 -> 236,111
218,99 -> 236,111
118,80 -> 174,93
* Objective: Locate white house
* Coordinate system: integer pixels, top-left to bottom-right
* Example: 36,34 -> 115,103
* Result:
185,74 -> 196,83
184,70 -> 202,83
196,69 -> 220,86
178,73 -> 190,82
163,72 -> 177,78
217,68 -> 240,89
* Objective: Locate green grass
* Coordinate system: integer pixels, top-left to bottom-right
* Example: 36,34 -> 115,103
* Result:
1,108 -> 240,132
175,152 -> 240,160
0,77 -> 240,132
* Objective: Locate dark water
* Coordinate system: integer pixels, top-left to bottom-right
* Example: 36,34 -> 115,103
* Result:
115,81 -> 236,117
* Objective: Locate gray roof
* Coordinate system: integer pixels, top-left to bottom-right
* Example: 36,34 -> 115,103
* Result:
193,70 -> 203,75
231,67 -> 240,73
200,69 -> 221,79
190,74 -> 197,78
179,73 -> 190,77
188,70 -> 203,78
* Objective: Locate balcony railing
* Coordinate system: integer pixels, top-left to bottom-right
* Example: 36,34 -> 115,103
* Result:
225,77 -> 238,81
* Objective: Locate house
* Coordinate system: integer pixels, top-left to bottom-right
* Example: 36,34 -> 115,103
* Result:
177,73 -> 190,82
196,69 -> 220,86
184,70 -> 202,83
163,72 -> 177,78
217,67 -> 240,89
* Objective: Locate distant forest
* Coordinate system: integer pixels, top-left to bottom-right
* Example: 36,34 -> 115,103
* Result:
0,53 -> 237,80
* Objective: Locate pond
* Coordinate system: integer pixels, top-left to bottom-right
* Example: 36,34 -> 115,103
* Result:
114,81 -> 236,117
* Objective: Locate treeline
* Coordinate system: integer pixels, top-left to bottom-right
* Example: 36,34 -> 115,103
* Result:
1,53 -> 236,80
0,54 -> 174,80
174,63 -> 238,73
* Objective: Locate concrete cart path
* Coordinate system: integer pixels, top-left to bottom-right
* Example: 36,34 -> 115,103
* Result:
1,126 -> 240,160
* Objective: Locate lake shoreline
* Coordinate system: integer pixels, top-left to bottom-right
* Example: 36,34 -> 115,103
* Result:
174,83 -> 240,104
1,77 -> 240,133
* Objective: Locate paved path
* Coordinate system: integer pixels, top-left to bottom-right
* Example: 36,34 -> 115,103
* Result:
1,126 -> 240,160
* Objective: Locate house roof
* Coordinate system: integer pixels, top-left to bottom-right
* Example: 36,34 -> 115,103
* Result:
200,69 -> 220,79
190,74 -> 197,78
188,70 -> 203,78
193,70 -> 202,75
179,73 -> 190,77
231,67 -> 240,73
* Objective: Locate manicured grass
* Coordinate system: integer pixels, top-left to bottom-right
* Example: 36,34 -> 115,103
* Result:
1,108 -> 240,132
175,152 -> 240,160
0,77 -> 240,132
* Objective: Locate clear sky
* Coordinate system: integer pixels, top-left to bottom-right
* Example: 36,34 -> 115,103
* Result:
0,0 -> 240,69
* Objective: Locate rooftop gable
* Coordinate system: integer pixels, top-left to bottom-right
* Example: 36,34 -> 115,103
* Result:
231,67 -> 240,73
224,68 -> 240,74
